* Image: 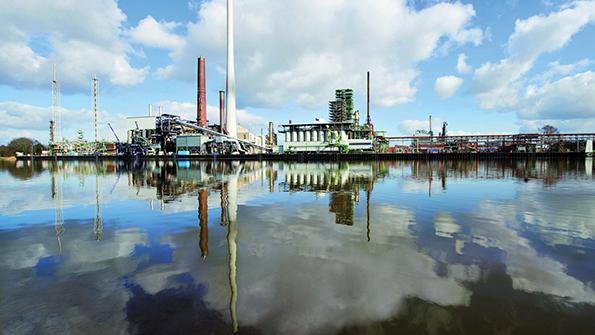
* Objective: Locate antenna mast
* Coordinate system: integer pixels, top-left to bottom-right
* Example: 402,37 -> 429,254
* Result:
51,65 -> 60,144
93,74 -> 99,142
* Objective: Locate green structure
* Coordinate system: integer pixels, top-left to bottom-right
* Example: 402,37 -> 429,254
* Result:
329,89 -> 354,122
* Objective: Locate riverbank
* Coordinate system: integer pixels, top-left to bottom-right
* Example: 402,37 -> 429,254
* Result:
17,151 -> 588,162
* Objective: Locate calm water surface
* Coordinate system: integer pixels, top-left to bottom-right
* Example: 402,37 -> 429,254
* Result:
1,159 -> 595,334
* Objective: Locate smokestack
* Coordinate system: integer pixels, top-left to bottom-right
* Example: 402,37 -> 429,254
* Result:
148,104 -> 153,116
225,0 -> 238,138
197,57 -> 207,127
268,122 -> 274,146
429,115 -> 432,136
366,71 -> 373,130
219,90 -> 225,132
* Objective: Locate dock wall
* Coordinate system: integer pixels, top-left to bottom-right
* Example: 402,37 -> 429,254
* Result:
18,152 -> 588,162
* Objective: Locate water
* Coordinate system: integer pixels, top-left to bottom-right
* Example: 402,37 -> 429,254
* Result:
1,159 -> 594,335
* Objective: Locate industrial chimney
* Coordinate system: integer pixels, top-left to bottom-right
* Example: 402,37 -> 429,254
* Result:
268,122 -> 274,146
219,90 -> 225,133
225,0 -> 238,138
197,57 -> 207,127
366,71 -> 373,131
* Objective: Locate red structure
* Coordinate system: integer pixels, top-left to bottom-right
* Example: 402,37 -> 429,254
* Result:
197,57 -> 207,127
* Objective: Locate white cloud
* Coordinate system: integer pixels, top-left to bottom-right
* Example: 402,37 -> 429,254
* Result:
128,16 -> 185,50
0,0 -> 147,90
158,0 -> 482,109
518,71 -> 595,120
472,1 -> 595,109
398,118 -> 441,135
507,2 -> 595,61
457,53 -> 471,73
536,58 -> 593,81
434,75 -> 463,98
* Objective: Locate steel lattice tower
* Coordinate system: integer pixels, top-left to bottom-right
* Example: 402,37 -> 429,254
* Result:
93,74 -> 99,143
51,65 -> 60,144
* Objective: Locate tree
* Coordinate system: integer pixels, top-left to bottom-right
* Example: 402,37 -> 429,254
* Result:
539,125 -> 559,134
0,138 -> 46,156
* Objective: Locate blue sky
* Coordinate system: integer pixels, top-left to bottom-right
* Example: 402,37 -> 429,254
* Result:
1,0 -> 595,144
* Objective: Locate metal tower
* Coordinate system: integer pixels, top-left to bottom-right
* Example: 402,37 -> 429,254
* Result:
93,74 -> 99,143
51,65 -> 60,144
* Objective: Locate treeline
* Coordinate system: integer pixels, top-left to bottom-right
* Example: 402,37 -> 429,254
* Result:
0,138 -> 47,157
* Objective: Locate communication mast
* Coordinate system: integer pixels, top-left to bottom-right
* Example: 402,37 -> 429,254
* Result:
93,74 -> 99,143
51,65 -> 60,144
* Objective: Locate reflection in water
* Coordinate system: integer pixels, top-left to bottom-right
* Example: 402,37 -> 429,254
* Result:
282,163 -> 383,227
198,188 -> 209,259
226,164 -> 241,333
94,171 -> 103,241
1,159 -> 595,334
51,162 -> 65,253
366,178 -> 372,242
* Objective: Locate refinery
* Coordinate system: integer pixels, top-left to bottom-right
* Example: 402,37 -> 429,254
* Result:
32,1 -> 594,160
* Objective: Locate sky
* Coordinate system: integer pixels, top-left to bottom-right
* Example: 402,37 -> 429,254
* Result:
1,0 -> 595,144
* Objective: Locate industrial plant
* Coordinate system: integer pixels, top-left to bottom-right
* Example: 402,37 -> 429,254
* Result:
38,0 -> 594,160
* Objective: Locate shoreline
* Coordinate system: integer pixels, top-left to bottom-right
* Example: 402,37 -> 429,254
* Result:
16,152 -> 588,162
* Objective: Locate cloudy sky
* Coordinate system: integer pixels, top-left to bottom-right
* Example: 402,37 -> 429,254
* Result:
1,0 -> 595,144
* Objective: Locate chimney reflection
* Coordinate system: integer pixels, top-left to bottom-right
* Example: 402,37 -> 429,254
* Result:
198,188 -> 209,259
220,183 -> 228,226
226,166 -> 240,333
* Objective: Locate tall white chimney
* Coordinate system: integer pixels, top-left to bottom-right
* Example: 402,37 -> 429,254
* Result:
225,0 -> 238,138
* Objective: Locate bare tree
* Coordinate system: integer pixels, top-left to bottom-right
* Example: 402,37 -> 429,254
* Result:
539,125 -> 559,134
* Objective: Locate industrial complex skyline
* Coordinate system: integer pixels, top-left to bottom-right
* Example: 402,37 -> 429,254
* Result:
1,0 -> 595,144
